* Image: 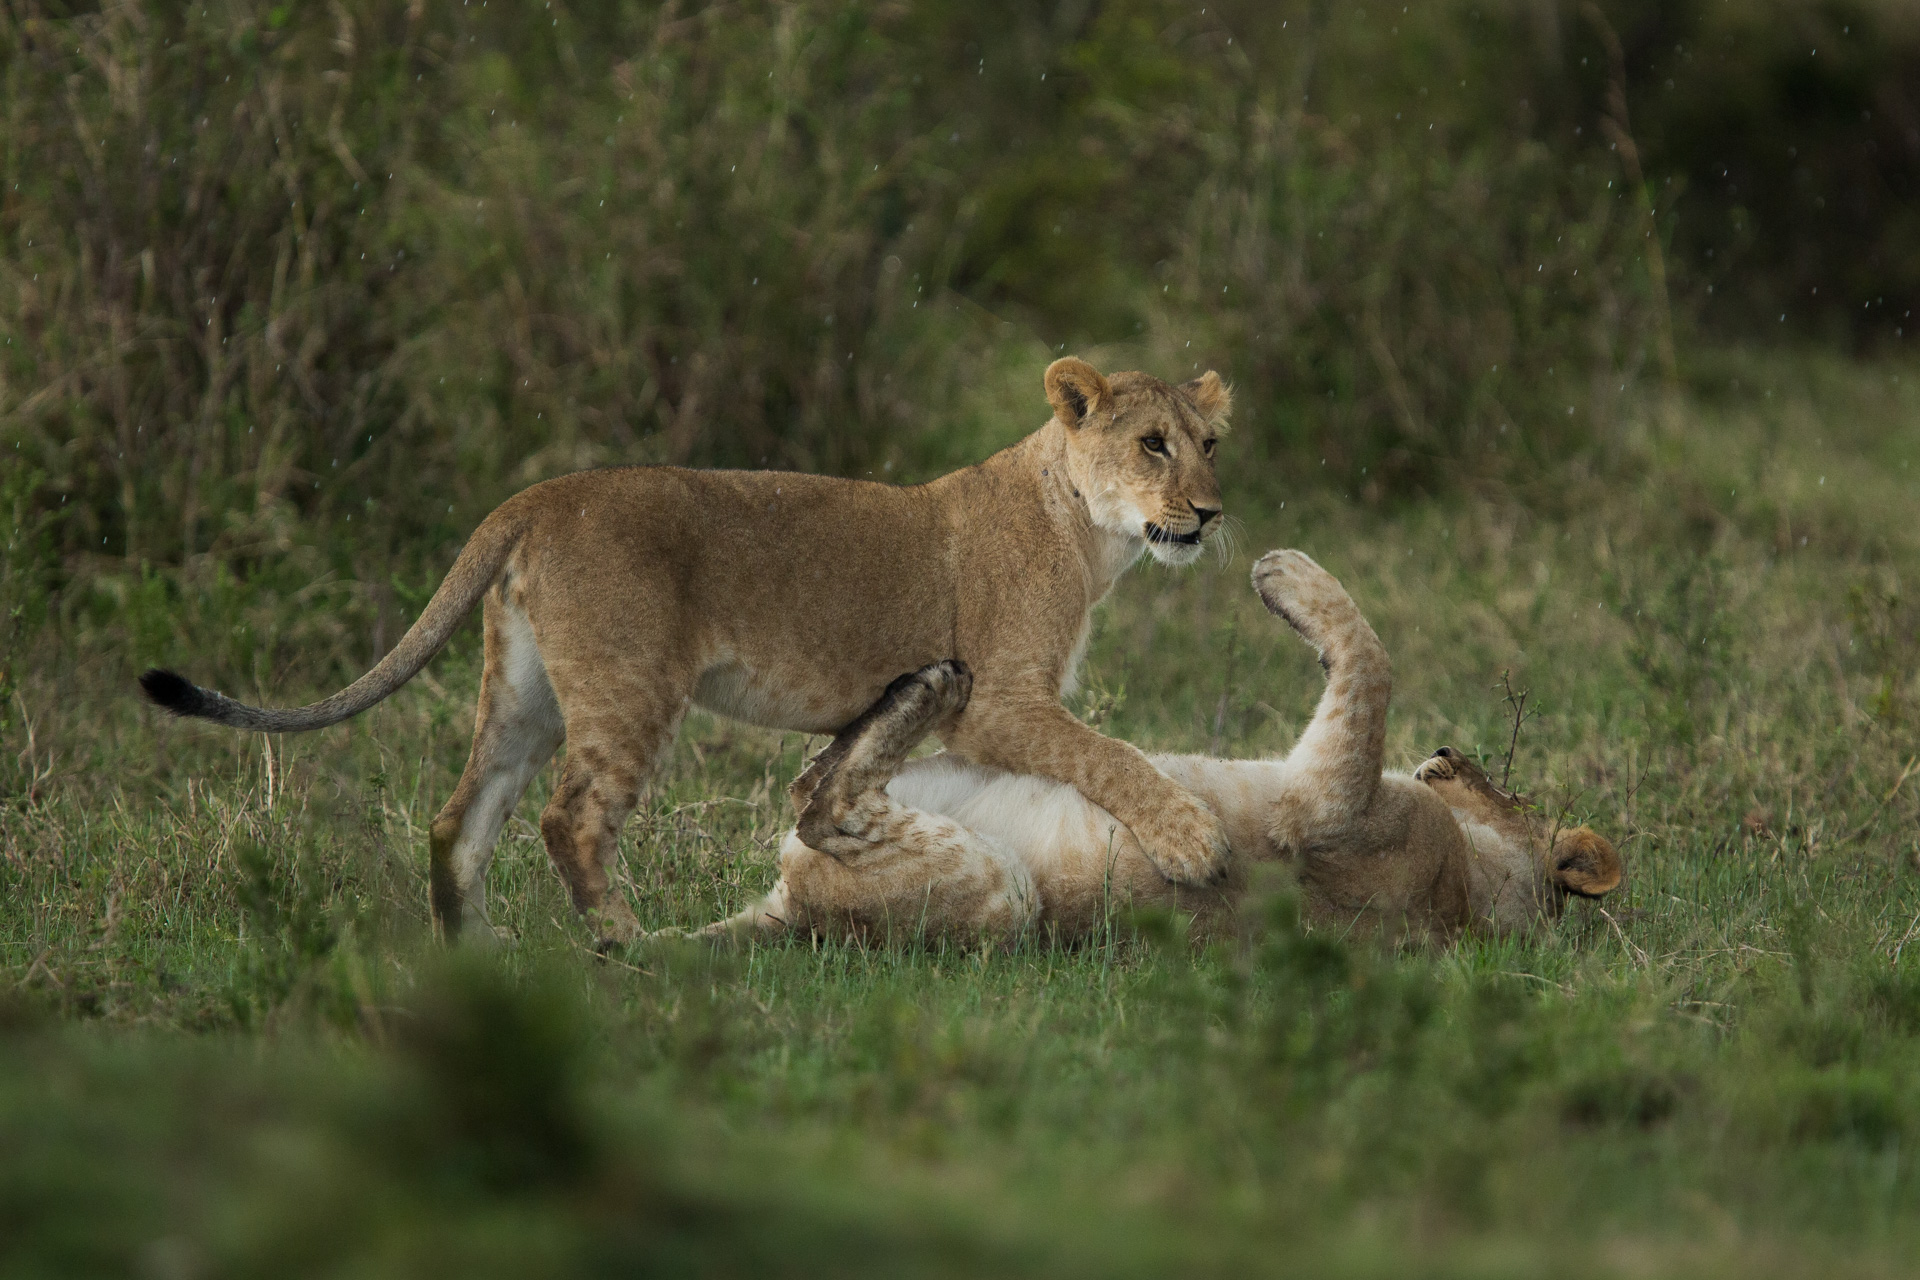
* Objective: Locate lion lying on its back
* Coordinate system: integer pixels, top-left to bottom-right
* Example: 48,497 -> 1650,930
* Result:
689,550 -> 1622,944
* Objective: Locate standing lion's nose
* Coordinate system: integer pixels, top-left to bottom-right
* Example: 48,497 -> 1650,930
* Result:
1191,503 -> 1222,528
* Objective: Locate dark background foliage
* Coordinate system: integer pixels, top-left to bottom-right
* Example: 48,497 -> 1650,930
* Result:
6,0 -> 1914,608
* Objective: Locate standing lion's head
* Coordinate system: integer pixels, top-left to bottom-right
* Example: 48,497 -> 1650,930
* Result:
1046,356 -> 1231,567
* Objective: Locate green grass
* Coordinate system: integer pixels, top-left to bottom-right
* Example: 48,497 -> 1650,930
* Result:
4,350 -> 1920,1275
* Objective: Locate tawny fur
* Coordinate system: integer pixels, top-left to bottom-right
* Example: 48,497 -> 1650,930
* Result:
692,551 -> 1623,947
140,359 -> 1234,946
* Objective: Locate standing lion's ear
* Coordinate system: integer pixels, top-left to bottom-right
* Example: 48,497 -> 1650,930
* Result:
1181,370 -> 1232,426
1045,357 -> 1112,428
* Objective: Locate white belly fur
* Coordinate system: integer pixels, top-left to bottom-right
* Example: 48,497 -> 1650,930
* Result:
886,754 -> 1130,879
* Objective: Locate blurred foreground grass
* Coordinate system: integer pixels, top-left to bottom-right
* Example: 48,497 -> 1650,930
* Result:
4,348 -> 1920,1275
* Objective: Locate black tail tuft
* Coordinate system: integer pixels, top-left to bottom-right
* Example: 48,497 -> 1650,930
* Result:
140,668 -> 210,717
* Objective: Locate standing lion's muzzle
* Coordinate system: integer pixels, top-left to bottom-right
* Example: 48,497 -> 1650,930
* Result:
1146,502 -> 1222,547
1145,522 -> 1205,547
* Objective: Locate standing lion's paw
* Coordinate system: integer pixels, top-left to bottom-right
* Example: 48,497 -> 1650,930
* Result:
587,899 -> 642,951
449,909 -> 514,949
1413,746 -> 1462,782
1130,790 -> 1232,887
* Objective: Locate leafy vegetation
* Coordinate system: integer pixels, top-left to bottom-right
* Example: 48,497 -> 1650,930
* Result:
5,2 -> 1920,1275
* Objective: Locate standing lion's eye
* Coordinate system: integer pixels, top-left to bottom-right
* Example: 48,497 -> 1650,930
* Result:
1203,438 -> 1217,458
1141,435 -> 1167,456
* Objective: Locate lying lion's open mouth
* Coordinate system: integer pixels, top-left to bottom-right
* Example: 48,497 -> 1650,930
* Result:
1145,522 -> 1203,547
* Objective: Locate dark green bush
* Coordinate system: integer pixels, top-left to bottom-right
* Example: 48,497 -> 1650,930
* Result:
1781,1068 -> 1907,1145
1596,1 -> 1920,346
1559,1064 -> 1686,1129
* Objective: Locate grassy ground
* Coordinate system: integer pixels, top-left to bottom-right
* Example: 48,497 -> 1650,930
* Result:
4,349 -> 1920,1276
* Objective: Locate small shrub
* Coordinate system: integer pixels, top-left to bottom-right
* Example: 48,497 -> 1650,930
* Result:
223,834 -> 367,1031
1560,1065 -> 1687,1129
1781,1069 -> 1907,1146
1846,576 -> 1919,726
391,959 -> 598,1194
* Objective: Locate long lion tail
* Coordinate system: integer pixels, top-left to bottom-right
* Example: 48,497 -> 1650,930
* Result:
139,511 -> 525,734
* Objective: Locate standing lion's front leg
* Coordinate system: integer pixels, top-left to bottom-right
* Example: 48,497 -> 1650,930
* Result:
946,692 -> 1230,886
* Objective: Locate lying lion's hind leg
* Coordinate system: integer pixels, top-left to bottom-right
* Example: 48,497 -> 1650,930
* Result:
682,879 -> 797,942
775,823 -> 1037,947
429,597 -> 564,944
673,821 -> 1036,948
794,660 -> 972,856
642,878 -> 795,944
677,662 -> 1014,946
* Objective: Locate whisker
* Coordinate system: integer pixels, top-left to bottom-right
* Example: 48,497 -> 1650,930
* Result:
1212,513 -> 1248,567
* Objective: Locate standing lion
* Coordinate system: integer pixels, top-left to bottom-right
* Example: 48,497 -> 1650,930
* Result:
142,358 -> 1234,946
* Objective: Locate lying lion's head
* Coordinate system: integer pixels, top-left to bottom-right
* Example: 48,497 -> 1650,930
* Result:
1416,746 -> 1624,933
1045,356 -> 1230,567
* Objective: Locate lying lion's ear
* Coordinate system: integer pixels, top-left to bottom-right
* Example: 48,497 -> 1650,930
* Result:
1550,827 -> 1623,898
1045,357 -> 1111,428
1181,370 -> 1232,426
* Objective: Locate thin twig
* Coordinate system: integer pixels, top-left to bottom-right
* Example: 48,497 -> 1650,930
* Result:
1889,909 -> 1920,970
1842,753 -> 1920,845
1598,905 -> 1650,967
584,943 -> 657,977
1499,970 -> 1575,996
1496,669 -> 1534,790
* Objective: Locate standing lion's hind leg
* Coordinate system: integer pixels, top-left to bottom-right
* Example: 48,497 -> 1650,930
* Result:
429,596 -> 564,944
794,661 -> 972,856
538,705 -> 682,950
532,684 -> 691,953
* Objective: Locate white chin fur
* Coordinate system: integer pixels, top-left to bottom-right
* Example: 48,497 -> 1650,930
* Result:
1146,539 -> 1205,567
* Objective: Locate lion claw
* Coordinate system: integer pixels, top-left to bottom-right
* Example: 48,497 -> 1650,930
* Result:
1413,746 -> 1461,783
